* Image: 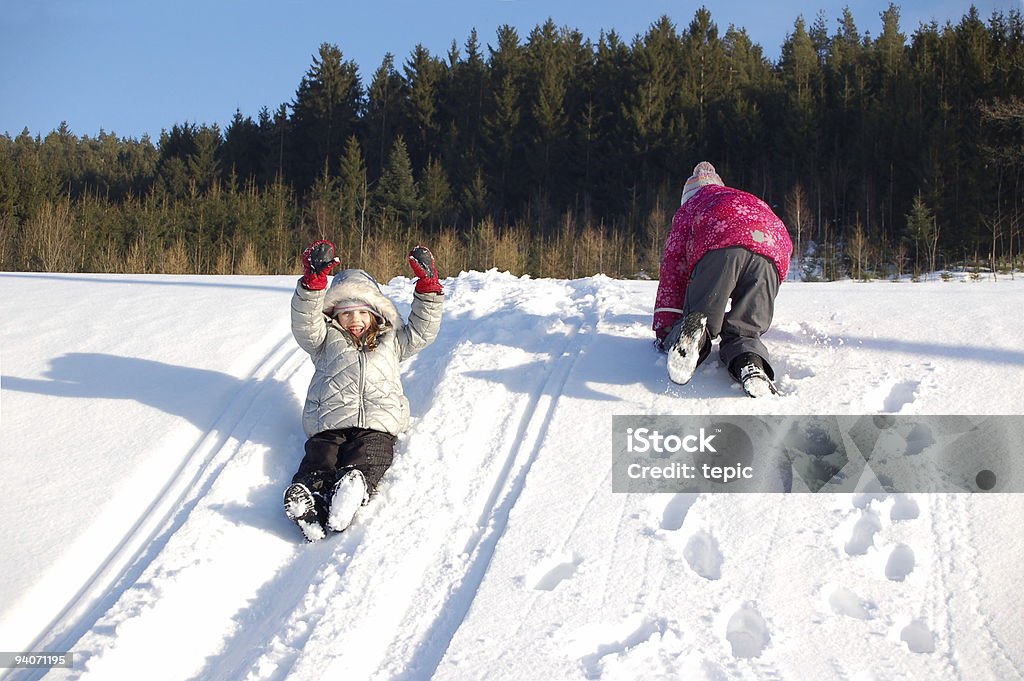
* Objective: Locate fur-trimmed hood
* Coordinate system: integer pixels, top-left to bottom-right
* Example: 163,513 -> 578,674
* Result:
321,269 -> 401,329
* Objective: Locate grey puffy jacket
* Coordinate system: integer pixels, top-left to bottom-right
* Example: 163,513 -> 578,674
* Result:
291,269 -> 443,437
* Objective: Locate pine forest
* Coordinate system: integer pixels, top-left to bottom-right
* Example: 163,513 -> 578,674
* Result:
2,6 -> 1023,281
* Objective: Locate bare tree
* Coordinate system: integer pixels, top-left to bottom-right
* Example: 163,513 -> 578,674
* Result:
847,221 -> 870,280
785,182 -> 811,280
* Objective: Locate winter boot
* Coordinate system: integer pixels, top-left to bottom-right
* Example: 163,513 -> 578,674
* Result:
730,352 -> 779,398
327,468 -> 369,533
667,312 -> 709,385
283,482 -> 328,542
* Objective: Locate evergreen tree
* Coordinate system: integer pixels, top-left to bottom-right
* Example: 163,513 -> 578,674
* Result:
623,17 -> 686,205
680,8 -> 727,159
588,30 -> 632,218
420,156 -> 452,229
462,166 -> 490,227
402,44 -> 446,170
156,123 -> 199,199
376,135 -> 419,232
777,16 -> 823,229
443,29 -> 488,191
288,43 -> 363,191
260,105 -> 290,184
524,19 -> 572,221
822,7 -> 869,227
40,122 -> 80,195
716,27 -> 772,187
950,8 -> 996,248
223,110 -> 266,184
364,53 -> 406,178
483,25 -> 526,218
339,134 -> 368,235
188,124 -> 222,194
0,134 -> 19,221
869,5 -> 912,240
307,159 -> 340,240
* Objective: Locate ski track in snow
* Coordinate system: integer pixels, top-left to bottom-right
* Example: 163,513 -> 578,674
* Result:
11,334 -> 309,681
928,494 -> 1024,680
386,302 -> 591,680
17,275 -> 614,681
4,273 -> 1024,681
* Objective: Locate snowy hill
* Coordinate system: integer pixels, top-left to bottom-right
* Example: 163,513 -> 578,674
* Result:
2,270 -> 1023,681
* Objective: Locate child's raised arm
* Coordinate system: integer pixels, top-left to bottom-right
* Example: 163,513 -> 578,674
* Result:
408,246 -> 443,294
291,240 -> 341,355
399,246 -> 444,360
301,240 -> 341,291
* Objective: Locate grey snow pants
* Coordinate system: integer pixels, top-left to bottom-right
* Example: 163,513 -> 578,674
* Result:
670,246 -> 781,378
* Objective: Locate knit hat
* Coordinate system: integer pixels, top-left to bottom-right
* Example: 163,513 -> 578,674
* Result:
680,161 -> 724,205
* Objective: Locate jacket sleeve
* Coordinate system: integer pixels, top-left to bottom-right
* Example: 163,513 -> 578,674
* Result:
397,291 -> 443,361
290,279 -> 329,355
653,211 -> 690,334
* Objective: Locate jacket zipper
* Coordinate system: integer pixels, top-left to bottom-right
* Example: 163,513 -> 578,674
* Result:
357,349 -> 366,427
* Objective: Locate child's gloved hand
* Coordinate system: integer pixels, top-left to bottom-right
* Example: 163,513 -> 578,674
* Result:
654,325 -> 670,351
302,240 -> 340,290
408,246 -> 442,294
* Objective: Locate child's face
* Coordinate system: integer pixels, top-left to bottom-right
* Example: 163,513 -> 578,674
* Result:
338,309 -> 374,338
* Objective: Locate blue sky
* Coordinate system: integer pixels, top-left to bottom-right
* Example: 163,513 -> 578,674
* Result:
2,0 -> 1019,141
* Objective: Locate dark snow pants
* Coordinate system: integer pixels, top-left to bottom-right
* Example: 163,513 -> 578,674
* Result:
292,427 -> 396,496
677,246 -> 781,378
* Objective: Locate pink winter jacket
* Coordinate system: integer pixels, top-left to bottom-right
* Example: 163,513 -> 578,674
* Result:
653,184 -> 792,335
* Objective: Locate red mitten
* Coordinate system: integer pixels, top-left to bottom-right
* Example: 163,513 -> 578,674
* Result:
301,240 -> 340,290
408,246 -> 442,294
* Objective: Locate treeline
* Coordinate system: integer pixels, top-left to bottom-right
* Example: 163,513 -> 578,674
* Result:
2,5 -> 1023,280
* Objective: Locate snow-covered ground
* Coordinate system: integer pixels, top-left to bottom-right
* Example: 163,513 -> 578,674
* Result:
1,269 -> 1023,681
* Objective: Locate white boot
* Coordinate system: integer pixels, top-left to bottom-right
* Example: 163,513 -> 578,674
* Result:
327,469 -> 369,532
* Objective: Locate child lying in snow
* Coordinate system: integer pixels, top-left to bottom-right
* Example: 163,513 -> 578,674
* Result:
284,240 -> 443,542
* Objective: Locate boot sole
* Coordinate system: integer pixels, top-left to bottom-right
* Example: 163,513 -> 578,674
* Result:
284,483 -> 326,542
667,312 -> 708,385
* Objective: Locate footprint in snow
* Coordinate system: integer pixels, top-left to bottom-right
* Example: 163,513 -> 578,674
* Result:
884,544 -> 915,582
529,553 -> 582,592
578,616 -> 670,680
725,604 -> 770,659
659,492 -> 699,531
890,493 -> 920,521
900,619 -> 936,654
683,531 -> 723,580
845,509 -> 882,556
879,380 -> 921,413
827,586 -> 875,620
